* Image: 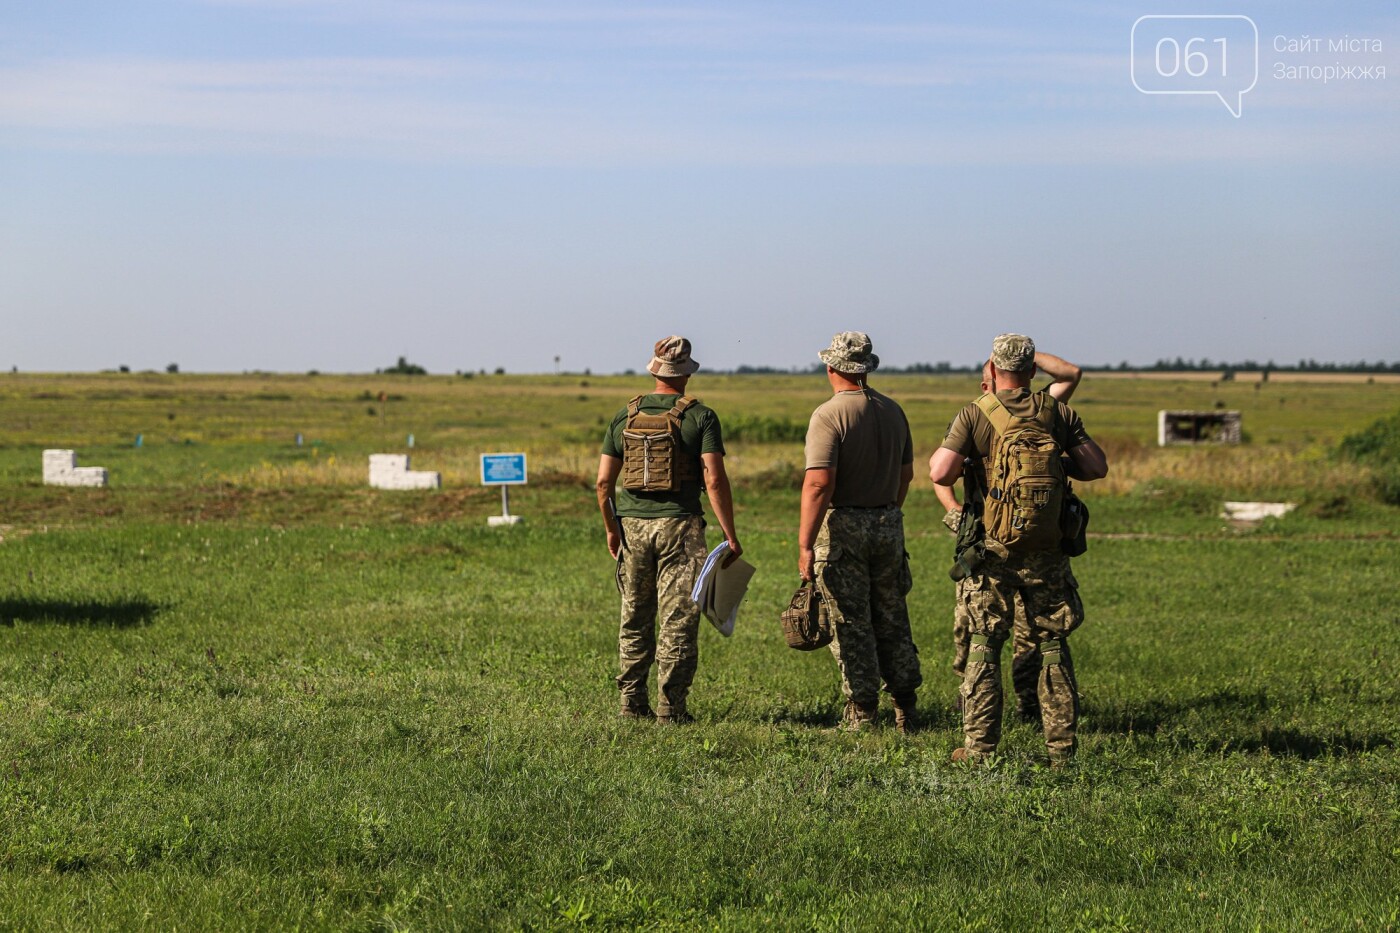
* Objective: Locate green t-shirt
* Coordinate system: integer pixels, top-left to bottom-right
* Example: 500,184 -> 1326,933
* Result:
602,394 -> 725,518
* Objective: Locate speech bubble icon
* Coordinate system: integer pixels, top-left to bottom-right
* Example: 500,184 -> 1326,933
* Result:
1131,15 -> 1258,117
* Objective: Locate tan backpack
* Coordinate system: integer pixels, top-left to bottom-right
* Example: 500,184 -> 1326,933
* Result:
621,395 -> 700,492
976,391 -> 1067,551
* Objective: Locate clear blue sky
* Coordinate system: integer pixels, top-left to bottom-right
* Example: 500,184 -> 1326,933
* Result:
3,1 -> 1397,373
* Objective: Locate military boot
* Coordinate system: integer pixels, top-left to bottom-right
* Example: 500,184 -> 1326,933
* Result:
951,747 -> 991,765
892,693 -> 919,735
839,698 -> 879,732
657,709 -> 695,725
656,698 -> 693,725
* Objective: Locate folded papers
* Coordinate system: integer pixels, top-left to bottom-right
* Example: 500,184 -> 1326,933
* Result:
689,542 -> 756,637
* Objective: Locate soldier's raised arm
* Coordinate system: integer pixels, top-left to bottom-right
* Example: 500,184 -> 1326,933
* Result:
1034,351 -> 1082,403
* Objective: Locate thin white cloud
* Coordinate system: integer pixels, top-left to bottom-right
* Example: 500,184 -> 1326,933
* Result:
3,56 -> 1391,169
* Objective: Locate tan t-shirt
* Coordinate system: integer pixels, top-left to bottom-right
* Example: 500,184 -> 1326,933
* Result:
804,387 -> 914,508
940,388 -> 1092,461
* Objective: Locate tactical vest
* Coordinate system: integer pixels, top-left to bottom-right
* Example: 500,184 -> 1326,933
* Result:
620,395 -> 700,492
976,391 -> 1067,551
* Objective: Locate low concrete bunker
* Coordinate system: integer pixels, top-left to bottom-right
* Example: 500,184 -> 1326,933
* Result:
1157,410 -> 1242,446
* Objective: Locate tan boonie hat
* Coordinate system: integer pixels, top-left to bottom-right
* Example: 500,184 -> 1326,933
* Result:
990,333 -> 1035,372
648,336 -> 700,377
819,331 -> 880,374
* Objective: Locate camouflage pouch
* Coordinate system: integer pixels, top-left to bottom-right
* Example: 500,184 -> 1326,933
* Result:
780,581 -> 833,651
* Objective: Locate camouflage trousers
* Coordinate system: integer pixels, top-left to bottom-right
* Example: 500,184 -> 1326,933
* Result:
959,547 -> 1083,760
616,515 -> 706,717
814,506 -> 922,706
952,581 -> 1040,717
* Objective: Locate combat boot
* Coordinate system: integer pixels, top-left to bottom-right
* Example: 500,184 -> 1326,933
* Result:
657,710 -> 695,725
656,698 -> 693,725
619,702 -> 655,720
839,698 -> 879,732
892,693 -> 919,735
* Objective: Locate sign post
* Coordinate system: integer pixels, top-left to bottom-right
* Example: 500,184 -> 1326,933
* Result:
480,453 -> 527,526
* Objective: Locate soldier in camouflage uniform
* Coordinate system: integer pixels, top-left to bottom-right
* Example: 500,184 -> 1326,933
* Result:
798,332 -> 922,733
934,353 -> 1086,720
596,337 -> 742,724
929,335 -> 1108,765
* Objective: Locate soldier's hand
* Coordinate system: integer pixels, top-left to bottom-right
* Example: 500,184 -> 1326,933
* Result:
798,547 -> 815,583
721,537 -> 743,568
606,529 -> 622,560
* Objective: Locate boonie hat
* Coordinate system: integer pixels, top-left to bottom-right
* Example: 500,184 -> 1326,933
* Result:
819,332 -> 880,374
990,333 -> 1035,372
648,336 -> 700,377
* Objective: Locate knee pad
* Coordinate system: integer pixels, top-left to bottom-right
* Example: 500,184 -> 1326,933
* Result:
1039,638 -> 1065,666
968,633 -> 1005,665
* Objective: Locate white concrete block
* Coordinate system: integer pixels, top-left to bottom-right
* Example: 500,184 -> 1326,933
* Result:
1221,501 -> 1295,522
369,453 -> 440,490
43,449 -> 108,487
68,466 -> 109,487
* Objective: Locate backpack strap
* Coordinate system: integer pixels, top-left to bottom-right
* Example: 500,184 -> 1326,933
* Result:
626,395 -> 645,420
1030,390 -> 1058,432
669,395 -> 698,418
977,391 -> 1060,436
974,392 -> 1013,437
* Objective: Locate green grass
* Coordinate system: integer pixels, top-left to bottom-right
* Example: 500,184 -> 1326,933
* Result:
1,374 -> 1398,929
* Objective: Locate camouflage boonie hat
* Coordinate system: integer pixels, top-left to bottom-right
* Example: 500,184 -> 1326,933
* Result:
819,332 -> 879,374
990,333 -> 1035,372
648,336 -> 700,377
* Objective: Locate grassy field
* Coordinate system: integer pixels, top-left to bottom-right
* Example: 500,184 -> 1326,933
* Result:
1,372 -> 1398,930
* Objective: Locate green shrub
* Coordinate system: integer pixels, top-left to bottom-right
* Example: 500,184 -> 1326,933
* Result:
1337,410 -> 1400,464
742,460 -> 803,490
724,415 -> 806,443
1336,411 -> 1400,505
1370,465 -> 1400,506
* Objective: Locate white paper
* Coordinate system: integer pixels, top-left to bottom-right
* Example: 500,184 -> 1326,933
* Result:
689,542 -> 756,637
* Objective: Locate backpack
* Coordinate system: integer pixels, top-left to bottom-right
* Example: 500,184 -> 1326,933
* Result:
620,395 -> 700,492
976,391 -> 1068,552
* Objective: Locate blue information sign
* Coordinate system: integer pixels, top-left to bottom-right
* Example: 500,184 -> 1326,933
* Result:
480,452 -> 528,486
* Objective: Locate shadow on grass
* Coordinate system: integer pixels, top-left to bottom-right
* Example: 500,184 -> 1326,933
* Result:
0,597 -> 161,628
767,705 -> 842,729
765,698 -> 962,732
1086,686 -> 1273,734
1217,727 -> 1393,758
1086,687 -> 1395,759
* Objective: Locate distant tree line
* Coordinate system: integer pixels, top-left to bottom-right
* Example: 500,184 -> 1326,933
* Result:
732,361 -> 980,375
1086,358 -> 1400,374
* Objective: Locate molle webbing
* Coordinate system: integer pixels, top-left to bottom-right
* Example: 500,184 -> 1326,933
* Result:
620,395 -> 700,492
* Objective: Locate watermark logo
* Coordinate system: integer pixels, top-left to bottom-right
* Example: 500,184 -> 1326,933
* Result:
1132,15 -> 1259,117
